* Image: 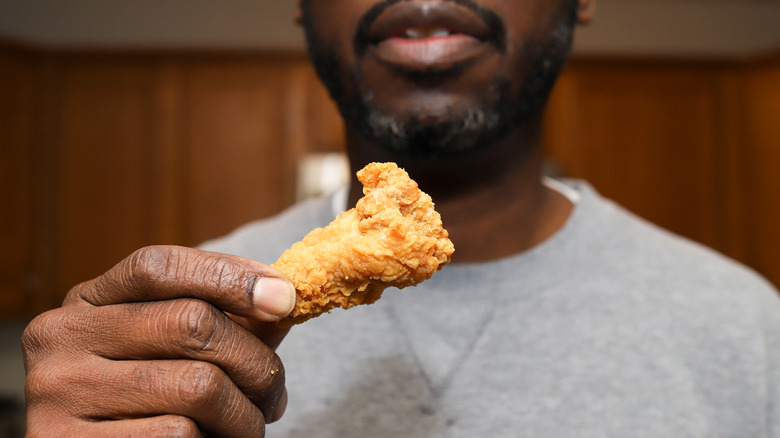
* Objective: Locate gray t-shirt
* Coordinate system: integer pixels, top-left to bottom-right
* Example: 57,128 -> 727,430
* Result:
201,181 -> 780,438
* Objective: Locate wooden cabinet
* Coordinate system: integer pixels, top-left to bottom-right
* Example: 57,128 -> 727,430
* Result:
0,46 -> 37,316
545,61 -> 723,248
52,61 -> 161,300
180,61 -> 298,244
721,59 -> 780,283
0,50 -> 345,316
1,43 -> 779,318
545,56 -> 780,287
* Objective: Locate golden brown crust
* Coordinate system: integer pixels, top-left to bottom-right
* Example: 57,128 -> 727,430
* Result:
272,162 -> 454,327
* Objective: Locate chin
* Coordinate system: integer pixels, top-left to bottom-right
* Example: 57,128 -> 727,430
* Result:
351,75 -> 531,157
357,105 -> 503,157
304,1 -> 577,158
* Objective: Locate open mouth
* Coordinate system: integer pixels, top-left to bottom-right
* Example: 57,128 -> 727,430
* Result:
394,26 -> 463,40
357,1 -> 504,72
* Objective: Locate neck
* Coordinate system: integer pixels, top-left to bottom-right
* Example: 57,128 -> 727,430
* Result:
344,115 -> 573,263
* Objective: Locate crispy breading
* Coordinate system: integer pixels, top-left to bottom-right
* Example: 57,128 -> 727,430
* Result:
273,162 -> 454,326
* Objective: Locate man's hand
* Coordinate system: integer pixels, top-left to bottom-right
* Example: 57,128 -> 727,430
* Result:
22,246 -> 296,437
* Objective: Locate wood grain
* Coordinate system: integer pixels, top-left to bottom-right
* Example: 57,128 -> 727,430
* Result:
2,43 -> 779,316
0,46 -> 36,317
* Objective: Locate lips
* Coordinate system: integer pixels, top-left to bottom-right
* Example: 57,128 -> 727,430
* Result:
359,1 -> 502,72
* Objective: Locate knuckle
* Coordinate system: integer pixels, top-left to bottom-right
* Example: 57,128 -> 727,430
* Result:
154,415 -> 201,438
264,353 -> 285,390
25,361 -> 68,405
259,351 -> 285,388
22,309 -> 99,367
23,414 -> 67,438
62,279 -> 92,305
177,361 -> 225,408
197,253 -> 245,294
126,245 -> 177,288
24,368 -> 50,403
22,310 -> 64,365
247,350 -> 286,403
22,313 -> 51,354
174,299 -> 224,355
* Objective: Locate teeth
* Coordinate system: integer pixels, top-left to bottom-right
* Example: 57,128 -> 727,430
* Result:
404,27 -> 451,40
430,28 -> 451,38
404,28 -> 424,39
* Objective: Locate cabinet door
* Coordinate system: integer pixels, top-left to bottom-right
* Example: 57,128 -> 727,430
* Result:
545,62 -> 722,249
52,61 -> 160,302
179,60 -> 301,246
34,56 -> 340,309
728,62 -> 780,287
545,59 -> 780,288
0,50 -> 36,318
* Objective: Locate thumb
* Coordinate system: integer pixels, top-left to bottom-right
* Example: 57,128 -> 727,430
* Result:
229,313 -> 292,350
228,263 -> 296,349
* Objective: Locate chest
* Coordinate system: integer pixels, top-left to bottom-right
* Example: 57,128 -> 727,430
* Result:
276,295 -> 765,438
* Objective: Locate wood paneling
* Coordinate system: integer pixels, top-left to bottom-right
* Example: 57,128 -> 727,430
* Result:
299,67 -> 345,154
730,60 -> 780,286
0,46 -> 36,317
181,61 -> 298,245
38,55 -> 330,305
546,61 -> 723,248
53,60 -> 160,295
545,57 -> 780,287
2,44 -> 779,316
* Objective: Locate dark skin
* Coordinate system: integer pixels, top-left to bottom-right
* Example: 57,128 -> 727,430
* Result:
23,0 -> 595,436
23,247 -> 296,437
346,112 -> 571,262
327,0 -> 596,261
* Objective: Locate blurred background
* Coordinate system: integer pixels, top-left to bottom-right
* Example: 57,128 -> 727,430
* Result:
0,0 -> 779,435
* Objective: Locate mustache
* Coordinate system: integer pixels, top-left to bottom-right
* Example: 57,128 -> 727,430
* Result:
354,0 -> 507,55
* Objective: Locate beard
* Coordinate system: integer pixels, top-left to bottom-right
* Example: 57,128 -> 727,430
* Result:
301,0 -> 578,158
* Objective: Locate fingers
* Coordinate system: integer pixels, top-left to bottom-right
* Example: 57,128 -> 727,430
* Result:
270,387 -> 289,423
24,246 -> 296,436
64,245 -> 296,323
26,357 -> 267,437
26,416 -> 205,438
93,416 -> 204,437
23,299 -> 286,422
92,299 -> 284,418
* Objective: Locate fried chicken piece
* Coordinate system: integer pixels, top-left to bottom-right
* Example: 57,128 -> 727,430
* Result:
272,162 -> 454,327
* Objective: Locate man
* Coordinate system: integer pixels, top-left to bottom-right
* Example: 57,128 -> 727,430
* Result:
22,0 -> 780,436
